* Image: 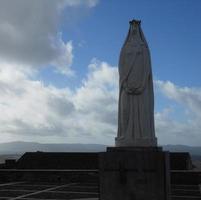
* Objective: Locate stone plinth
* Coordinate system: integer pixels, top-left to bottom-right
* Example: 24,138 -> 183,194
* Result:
99,147 -> 170,200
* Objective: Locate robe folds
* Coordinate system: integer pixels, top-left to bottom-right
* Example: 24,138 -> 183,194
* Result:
116,21 -> 157,147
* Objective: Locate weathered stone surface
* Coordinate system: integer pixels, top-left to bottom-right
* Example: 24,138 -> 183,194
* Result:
116,19 -> 157,147
99,147 -> 170,200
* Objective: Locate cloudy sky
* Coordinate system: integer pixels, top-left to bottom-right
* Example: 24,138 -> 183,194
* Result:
0,0 -> 201,146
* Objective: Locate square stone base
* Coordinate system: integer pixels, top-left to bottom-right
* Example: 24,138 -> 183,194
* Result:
99,147 -> 170,200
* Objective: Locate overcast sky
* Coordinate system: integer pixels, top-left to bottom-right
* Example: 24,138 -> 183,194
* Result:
0,0 -> 201,146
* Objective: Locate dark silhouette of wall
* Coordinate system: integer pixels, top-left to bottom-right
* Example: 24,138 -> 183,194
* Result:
17,152 -> 99,169
169,152 -> 193,170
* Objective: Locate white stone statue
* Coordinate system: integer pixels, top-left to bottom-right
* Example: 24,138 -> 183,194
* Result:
115,20 -> 157,147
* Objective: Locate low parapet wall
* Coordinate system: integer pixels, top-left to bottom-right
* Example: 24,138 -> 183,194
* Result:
0,169 -> 99,183
171,170 -> 201,185
17,152 -> 99,169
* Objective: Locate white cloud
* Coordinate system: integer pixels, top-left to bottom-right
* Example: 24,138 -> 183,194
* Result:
73,59 -> 118,140
62,0 -> 99,8
155,80 -> 201,145
156,80 -> 201,118
0,0 -> 98,74
0,60 -> 118,144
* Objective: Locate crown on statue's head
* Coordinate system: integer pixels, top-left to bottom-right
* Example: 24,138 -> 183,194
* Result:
129,19 -> 141,26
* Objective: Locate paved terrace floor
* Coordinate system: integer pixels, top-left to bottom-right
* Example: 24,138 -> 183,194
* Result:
0,181 -> 99,200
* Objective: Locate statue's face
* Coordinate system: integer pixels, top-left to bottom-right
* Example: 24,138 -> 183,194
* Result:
124,19 -> 144,46
133,21 -> 141,27
131,22 -> 140,38
130,20 -> 141,35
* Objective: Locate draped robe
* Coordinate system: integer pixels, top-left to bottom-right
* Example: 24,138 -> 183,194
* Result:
115,22 -> 157,147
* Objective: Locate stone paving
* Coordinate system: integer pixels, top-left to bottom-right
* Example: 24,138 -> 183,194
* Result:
0,181 -> 99,200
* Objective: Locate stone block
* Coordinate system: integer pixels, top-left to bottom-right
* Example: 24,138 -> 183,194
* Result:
99,147 -> 170,200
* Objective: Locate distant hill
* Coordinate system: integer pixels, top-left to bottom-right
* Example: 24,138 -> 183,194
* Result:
0,154 -> 21,164
163,145 -> 201,156
0,141 -> 201,156
0,141 -> 107,154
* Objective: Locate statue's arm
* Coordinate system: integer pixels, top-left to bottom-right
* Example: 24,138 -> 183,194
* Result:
124,48 -> 150,94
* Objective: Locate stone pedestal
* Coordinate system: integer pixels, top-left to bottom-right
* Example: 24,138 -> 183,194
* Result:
115,136 -> 158,147
99,147 -> 170,200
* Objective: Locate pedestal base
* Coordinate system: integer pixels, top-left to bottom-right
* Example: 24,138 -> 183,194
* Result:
115,136 -> 158,147
99,147 -> 170,200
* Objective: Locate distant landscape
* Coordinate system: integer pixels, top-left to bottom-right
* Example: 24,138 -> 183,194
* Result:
0,142 -> 201,167
1,141 -> 201,154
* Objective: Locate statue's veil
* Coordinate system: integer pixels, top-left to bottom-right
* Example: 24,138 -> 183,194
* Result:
122,20 -> 149,48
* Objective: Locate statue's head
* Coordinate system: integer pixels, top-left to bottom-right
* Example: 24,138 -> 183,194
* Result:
127,19 -> 142,42
129,19 -> 141,26
123,19 -> 148,48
